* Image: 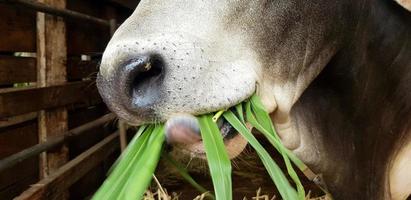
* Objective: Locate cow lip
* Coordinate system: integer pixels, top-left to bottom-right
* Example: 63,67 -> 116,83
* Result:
172,120 -> 248,159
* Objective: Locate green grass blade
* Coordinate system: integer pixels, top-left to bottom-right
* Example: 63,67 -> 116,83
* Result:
198,115 -> 232,200
223,111 -> 298,200
92,126 -> 154,200
162,153 -> 212,197
107,125 -> 148,175
120,125 -> 165,200
235,103 -> 245,124
247,97 -> 305,200
249,95 -> 278,139
248,97 -> 307,169
249,97 -> 303,168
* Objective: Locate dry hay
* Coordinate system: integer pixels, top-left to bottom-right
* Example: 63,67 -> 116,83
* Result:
142,188 -> 330,200
149,136 -> 327,200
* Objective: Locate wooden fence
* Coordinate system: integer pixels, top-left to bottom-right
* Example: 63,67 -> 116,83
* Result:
0,0 -> 138,199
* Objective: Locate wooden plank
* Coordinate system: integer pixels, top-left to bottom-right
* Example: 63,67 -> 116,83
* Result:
67,57 -> 99,81
67,104 -> 107,129
15,132 -> 119,200
0,81 -> 101,118
0,4 -> 36,52
0,120 -> 38,160
0,56 -> 36,85
0,112 -> 37,128
67,104 -> 111,166
64,0 -> 134,55
6,0 -> 110,27
0,160 -> 38,200
68,113 -> 118,199
67,0 -> 110,55
0,114 -> 116,173
37,0 -> 69,183
0,120 -> 38,200
0,56 -> 101,83
66,22 -> 110,55
67,0 -> 105,18
68,164 -> 105,200
36,0 -> 67,88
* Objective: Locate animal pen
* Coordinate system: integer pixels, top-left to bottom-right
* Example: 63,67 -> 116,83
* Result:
0,0 -> 137,199
0,1 -> 331,199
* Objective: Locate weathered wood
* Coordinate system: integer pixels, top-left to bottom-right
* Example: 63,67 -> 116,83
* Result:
0,55 -> 103,84
37,0 -> 69,182
0,56 -> 100,84
0,4 -> 36,52
68,163 -> 105,200
118,120 -> 127,152
0,112 -> 37,128
67,104 -> 108,129
66,22 -> 110,55
0,81 -> 101,118
67,104 -> 115,199
67,58 -> 99,81
0,56 -> 36,85
0,120 -> 38,159
2,0 -> 110,26
0,119 -> 38,200
0,114 -> 115,173
67,104 -> 110,157
15,132 -> 119,200
0,159 -> 38,200
66,0 -> 119,55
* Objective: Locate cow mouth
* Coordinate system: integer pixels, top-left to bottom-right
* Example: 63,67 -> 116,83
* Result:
166,115 -> 248,159
218,118 -> 238,139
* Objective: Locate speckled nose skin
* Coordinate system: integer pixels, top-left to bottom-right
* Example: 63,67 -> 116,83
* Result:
98,32 -> 258,125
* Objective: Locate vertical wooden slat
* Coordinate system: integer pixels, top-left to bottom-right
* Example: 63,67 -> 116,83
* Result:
36,3 -> 68,199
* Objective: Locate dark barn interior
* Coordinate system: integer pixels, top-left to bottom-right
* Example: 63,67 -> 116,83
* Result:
0,0 -> 138,199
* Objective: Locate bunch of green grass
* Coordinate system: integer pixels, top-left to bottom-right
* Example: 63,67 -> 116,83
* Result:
93,94 -> 307,200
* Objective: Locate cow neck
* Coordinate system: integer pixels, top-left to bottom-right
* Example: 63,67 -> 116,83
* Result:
292,1 -> 411,199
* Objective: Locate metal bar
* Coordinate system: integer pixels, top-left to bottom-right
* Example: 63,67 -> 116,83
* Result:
0,113 -> 116,172
1,0 -> 110,26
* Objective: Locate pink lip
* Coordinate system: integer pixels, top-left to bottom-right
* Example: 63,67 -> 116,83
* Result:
174,131 -> 249,159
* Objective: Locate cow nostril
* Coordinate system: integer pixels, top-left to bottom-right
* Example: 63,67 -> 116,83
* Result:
130,56 -> 163,94
117,54 -> 164,111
